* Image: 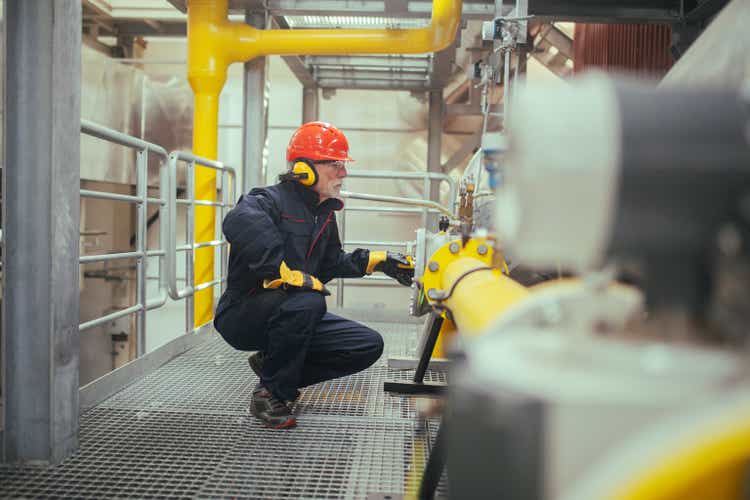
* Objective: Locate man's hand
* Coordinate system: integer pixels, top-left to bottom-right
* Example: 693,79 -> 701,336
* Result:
263,261 -> 331,295
367,251 -> 415,286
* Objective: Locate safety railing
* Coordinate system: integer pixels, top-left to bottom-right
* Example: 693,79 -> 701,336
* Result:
78,120 -> 170,357
335,170 -> 456,307
79,120 -> 236,357
166,151 -> 236,333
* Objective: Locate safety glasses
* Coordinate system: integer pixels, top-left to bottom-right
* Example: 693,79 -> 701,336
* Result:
314,160 -> 349,171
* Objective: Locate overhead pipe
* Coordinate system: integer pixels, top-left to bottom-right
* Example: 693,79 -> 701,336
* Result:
187,0 -> 462,327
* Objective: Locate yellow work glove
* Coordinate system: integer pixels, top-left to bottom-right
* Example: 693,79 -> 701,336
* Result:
263,261 -> 331,296
367,251 -> 415,286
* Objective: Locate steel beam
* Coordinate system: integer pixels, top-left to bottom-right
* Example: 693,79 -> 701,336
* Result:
317,79 -> 431,91
427,89 -> 444,229
308,55 -> 430,69
429,42 -> 457,89
3,0 -> 82,465
242,11 -> 268,191
442,130 -> 482,172
314,68 -> 428,80
526,0 -> 681,22
685,0 -> 731,22
302,87 -> 319,123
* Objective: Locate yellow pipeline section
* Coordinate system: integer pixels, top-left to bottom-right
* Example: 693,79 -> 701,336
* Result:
188,0 -> 462,327
421,238 -> 530,336
609,407 -> 750,500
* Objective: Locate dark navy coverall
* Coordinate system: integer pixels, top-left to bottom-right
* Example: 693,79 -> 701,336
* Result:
214,180 -> 384,402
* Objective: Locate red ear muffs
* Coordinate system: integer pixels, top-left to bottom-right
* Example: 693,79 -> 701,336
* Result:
290,160 -> 318,186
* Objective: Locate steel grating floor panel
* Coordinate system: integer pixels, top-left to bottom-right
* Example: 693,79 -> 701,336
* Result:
1,317 -> 448,499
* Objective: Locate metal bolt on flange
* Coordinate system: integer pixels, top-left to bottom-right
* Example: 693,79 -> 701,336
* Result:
427,288 -> 446,300
428,261 -> 440,272
449,242 -> 460,254
477,244 -> 488,255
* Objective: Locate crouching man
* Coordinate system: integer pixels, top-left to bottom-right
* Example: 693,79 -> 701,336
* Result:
214,121 -> 414,428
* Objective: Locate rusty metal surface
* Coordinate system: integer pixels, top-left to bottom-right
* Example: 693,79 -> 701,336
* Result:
574,23 -> 673,76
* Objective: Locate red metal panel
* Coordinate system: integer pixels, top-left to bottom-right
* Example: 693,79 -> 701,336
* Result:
574,23 -> 673,76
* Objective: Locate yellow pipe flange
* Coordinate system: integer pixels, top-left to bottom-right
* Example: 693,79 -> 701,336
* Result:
420,238 -> 529,337
421,238 -> 496,301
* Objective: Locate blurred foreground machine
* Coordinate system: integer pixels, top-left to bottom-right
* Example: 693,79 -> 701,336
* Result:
446,74 -> 750,500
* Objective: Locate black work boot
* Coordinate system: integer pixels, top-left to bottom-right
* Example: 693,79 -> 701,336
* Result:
250,385 -> 297,429
248,352 -> 301,401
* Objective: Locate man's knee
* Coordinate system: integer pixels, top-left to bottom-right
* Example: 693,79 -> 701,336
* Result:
360,327 -> 384,366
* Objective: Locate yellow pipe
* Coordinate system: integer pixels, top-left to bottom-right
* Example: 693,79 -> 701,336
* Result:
192,93 -> 219,327
610,408 -> 750,500
441,257 -> 530,336
187,0 -> 462,327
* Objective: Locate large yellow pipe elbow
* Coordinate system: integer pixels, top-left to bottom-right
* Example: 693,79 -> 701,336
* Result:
187,0 -> 462,327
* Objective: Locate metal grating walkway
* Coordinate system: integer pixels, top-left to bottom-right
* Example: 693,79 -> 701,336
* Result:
1,318 -> 447,499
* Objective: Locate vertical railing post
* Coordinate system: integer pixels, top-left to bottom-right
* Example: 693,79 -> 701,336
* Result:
337,210 -> 346,307
135,149 -> 148,356
186,160 -> 196,332
221,169 -> 229,295
422,175 -> 431,228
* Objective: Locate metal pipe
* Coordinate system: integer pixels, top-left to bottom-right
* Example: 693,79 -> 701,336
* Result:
345,206 -> 437,214
310,55 -> 430,66
80,251 -> 143,264
81,119 -> 168,158
340,190 -> 455,218
427,89 -> 444,229
186,159 -> 196,331
79,304 -> 143,332
166,150 -> 236,308
441,257 -> 528,336
345,240 -> 410,247
79,119 -> 171,354
188,0 -> 461,71
177,199 -> 228,207
135,150 -> 148,357
193,240 -> 227,250
302,86 -> 319,124
337,210 -> 346,307
80,190 -> 142,203
194,278 -> 224,293
314,67 -> 429,78
347,170 -> 457,208
317,79 -> 431,91
220,169 -> 229,295
242,10 -> 268,192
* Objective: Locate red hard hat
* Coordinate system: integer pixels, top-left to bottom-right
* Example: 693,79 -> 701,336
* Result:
286,121 -> 354,163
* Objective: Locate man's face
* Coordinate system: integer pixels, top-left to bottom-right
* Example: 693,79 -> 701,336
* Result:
312,161 -> 348,202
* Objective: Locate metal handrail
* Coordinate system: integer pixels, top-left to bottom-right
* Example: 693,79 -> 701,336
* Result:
336,169 -> 457,307
78,120 -> 170,357
166,151 -> 236,332
340,190 -> 455,218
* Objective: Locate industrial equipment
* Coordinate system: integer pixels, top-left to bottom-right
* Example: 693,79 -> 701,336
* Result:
446,73 -> 750,500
